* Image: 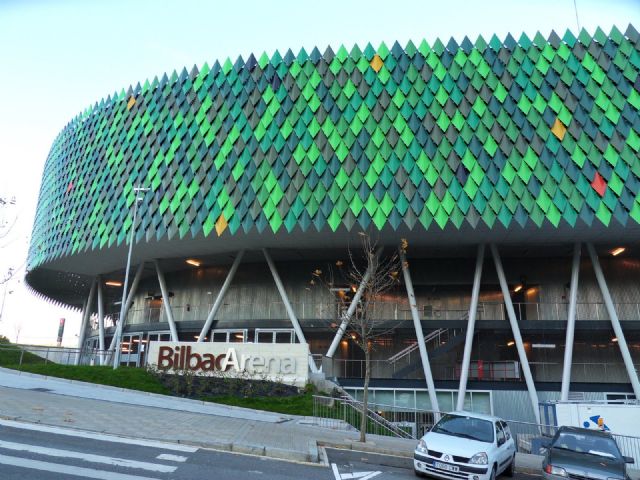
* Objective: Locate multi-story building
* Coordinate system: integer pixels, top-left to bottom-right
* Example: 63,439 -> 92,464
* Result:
27,25 -> 640,424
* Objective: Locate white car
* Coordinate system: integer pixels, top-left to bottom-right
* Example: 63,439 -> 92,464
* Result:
414,411 -> 516,480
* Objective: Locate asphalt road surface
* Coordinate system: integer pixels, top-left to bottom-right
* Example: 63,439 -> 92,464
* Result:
325,448 -> 543,480
0,419 -> 329,480
0,419 -> 543,480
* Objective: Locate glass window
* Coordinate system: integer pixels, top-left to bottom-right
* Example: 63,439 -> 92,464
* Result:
500,421 -> 512,440
552,431 -> 621,459
256,331 -> 273,343
496,422 -> 505,444
275,331 -> 292,343
431,414 -> 494,443
212,332 -> 228,342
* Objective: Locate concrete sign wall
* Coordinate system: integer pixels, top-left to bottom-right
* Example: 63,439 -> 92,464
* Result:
147,342 -> 309,387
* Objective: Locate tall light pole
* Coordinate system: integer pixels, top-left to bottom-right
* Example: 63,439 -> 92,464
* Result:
113,186 -> 148,369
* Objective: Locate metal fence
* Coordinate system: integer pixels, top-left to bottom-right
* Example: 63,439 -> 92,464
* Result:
311,395 -> 640,464
97,299 -> 640,329
0,344 -> 114,367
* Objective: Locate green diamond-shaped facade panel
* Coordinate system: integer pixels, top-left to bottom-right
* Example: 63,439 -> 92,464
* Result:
28,26 -> 640,271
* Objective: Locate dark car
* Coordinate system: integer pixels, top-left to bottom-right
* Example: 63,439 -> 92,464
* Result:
542,426 -> 634,480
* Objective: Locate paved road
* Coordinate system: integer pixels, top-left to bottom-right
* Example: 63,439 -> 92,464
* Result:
0,419 -> 330,480
325,448 -> 543,480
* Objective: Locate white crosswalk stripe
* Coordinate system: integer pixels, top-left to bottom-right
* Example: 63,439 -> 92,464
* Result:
0,419 -> 198,452
156,453 -> 188,462
0,439 -> 177,472
0,418 -> 198,478
0,453 -> 163,480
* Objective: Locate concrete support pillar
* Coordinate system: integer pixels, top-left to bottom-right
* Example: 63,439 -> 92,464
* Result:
97,275 -> 105,365
77,280 -> 96,351
326,246 -> 383,359
491,244 -> 541,424
154,260 -> 179,342
457,244 -> 485,411
263,249 -> 317,372
399,247 -> 440,415
586,243 -> 640,398
560,243 -> 581,401
198,250 -> 245,342
110,262 -> 145,353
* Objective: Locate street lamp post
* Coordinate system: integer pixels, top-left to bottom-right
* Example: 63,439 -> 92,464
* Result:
113,186 -> 148,369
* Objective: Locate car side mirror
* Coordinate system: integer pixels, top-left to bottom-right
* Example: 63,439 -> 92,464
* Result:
498,437 -> 505,447
624,456 -> 634,464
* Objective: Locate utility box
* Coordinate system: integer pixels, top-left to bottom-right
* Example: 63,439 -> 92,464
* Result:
539,401 -> 640,437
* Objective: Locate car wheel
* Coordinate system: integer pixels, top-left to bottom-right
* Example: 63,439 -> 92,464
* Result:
504,455 -> 515,477
490,465 -> 497,480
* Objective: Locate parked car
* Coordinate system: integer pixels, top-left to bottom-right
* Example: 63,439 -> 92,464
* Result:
414,411 -> 516,479
542,426 -> 634,480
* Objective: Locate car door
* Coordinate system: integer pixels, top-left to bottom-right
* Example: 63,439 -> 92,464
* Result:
494,422 -> 510,473
500,421 -> 516,459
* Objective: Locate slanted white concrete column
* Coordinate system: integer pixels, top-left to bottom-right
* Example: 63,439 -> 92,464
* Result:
97,275 -> 105,365
263,248 -> 317,372
457,244 -> 485,411
399,247 -> 440,415
586,243 -> 640,398
198,250 -> 245,342
154,260 -> 179,341
491,244 -> 541,424
560,243 -> 581,401
326,246 -> 384,358
109,262 -> 145,352
75,279 -> 97,365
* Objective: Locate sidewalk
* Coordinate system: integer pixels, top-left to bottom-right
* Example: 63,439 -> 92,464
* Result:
0,367 -> 542,471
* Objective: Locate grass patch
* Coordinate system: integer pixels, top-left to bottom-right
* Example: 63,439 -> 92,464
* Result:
8,363 -> 170,395
202,390 -> 314,416
0,345 -> 47,366
0,348 -> 315,415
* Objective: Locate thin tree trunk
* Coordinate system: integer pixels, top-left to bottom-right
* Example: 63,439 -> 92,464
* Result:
360,346 -> 370,443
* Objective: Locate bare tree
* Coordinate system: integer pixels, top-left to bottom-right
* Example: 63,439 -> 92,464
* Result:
312,232 -> 406,442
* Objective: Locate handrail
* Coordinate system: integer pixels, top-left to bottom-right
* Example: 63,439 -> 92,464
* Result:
387,328 -> 446,363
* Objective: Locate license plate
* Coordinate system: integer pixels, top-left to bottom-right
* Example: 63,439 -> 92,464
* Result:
434,461 -> 459,472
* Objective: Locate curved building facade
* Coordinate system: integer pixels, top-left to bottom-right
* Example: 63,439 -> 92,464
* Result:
27,26 -> 640,422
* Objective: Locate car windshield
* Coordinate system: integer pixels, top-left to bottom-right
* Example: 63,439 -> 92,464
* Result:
431,414 -> 494,443
552,432 -> 622,459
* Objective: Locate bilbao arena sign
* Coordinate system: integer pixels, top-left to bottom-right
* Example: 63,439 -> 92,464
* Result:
147,342 -> 309,386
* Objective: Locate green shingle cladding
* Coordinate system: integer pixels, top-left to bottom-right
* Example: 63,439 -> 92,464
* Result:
28,26 -> 640,270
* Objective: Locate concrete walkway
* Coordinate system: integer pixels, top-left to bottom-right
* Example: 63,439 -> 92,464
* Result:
0,367 -> 544,472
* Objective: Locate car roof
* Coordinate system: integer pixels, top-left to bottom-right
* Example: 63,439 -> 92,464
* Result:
445,410 -> 504,422
558,425 -> 613,438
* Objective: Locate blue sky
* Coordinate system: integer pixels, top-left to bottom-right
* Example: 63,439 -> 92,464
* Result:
0,0 -> 638,345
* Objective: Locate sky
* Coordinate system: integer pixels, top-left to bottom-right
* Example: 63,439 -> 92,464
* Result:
0,0 -> 638,346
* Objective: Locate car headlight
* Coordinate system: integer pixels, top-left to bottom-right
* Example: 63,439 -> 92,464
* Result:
469,452 -> 488,465
416,439 -> 428,454
544,464 -> 567,477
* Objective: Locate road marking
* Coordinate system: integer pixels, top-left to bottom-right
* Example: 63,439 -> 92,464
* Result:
331,463 -> 381,480
156,453 -> 188,462
0,419 -> 198,452
0,453 -> 163,480
0,439 -> 177,472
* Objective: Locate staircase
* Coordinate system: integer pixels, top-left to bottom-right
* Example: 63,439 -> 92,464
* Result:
389,328 -> 466,379
336,390 -> 415,439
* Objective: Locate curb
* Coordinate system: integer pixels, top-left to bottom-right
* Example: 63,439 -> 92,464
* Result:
0,414 -> 316,465
0,366 -> 292,422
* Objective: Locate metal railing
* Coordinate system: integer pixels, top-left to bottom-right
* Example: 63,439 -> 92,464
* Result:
323,357 -> 640,383
311,395 -> 640,464
312,395 -> 440,439
0,344 -> 115,367
92,300 -> 640,331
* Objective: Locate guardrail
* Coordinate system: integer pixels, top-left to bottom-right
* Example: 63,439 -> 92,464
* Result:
93,299 -> 640,329
312,395 -> 440,439
0,344 -> 114,367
